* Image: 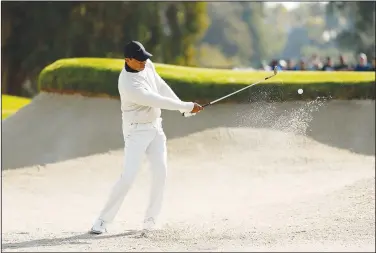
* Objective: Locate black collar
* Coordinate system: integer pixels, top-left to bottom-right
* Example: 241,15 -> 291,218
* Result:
125,63 -> 139,73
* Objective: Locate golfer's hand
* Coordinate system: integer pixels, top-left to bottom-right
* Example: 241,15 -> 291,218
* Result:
191,103 -> 203,113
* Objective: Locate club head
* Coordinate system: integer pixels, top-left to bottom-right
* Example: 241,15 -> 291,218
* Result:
273,66 -> 278,75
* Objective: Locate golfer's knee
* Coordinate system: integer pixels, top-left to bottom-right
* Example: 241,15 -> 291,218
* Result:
115,175 -> 132,190
149,156 -> 167,175
119,167 -> 139,185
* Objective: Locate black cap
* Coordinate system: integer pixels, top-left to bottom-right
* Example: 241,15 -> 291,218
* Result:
124,41 -> 152,61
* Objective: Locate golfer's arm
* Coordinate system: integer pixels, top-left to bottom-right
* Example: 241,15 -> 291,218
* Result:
126,85 -> 194,112
150,59 -> 181,101
154,71 -> 188,113
156,74 -> 181,101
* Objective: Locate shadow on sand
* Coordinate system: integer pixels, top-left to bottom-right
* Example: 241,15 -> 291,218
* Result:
2,230 -> 142,250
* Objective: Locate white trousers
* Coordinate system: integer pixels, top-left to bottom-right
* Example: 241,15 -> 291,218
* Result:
97,118 -> 167,229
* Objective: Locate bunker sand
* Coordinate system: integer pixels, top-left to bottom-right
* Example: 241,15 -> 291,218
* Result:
2,93 -> 375,252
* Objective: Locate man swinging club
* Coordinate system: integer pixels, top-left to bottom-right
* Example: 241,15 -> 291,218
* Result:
90,41 -> 203,234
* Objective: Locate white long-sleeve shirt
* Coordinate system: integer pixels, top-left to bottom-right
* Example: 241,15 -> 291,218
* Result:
118,59 -> 194,124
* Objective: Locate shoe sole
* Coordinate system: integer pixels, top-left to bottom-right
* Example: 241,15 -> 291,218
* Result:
89,229 -> 105,235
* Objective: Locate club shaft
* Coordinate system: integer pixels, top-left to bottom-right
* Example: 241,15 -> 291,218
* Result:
203,73 -> 275,107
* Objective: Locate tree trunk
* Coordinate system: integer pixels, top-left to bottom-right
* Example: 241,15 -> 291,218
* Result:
1,63 -> 8,94
5,63 -> 25,96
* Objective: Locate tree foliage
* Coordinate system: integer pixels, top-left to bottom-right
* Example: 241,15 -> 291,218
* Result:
3,2 -> 373,97
1,2 -> 208,96
327,2 -> 375,58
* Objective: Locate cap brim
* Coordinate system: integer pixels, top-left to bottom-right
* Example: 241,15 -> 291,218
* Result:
136,51 -> 153,61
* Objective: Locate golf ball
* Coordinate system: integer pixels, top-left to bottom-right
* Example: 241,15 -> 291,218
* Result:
298,89 -> 303,94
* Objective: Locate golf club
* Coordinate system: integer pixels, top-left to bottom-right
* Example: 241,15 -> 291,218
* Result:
182,66 -> 279,117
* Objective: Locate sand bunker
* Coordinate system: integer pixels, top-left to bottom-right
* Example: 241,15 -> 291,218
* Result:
2,93 -> 375,170
2,92 -> 375,252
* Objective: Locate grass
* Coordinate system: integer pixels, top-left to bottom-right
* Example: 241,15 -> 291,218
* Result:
155,62 -> 375,85
2,95 -> 31,119
40,57 -> 376,86
38,57 -> 375,101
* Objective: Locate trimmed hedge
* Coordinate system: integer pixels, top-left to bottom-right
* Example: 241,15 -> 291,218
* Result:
38,58 -> 376,102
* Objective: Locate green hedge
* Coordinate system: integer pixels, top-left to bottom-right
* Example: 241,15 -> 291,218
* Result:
38,58 -> 376,102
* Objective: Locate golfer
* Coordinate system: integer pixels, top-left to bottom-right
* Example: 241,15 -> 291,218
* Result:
90,41 -> 203,234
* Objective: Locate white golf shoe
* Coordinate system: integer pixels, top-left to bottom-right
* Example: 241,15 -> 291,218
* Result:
140,217 -> 156,237
143,217 -> 156,230
90,219 -> 108,234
